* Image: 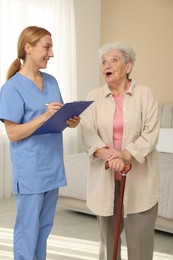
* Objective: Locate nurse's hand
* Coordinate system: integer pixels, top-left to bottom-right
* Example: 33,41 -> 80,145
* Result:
4,102 -> 62,142
44,102 -> 63,119
66,116 -> 80,128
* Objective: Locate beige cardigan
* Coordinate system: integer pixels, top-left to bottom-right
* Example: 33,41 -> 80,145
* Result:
81,81 -> 160,217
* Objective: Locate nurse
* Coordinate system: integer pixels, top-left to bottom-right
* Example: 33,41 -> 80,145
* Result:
0,26 -> 80,259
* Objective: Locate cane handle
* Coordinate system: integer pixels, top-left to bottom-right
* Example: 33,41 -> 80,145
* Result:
121,163 -> 131,175
105,161 -> 131,175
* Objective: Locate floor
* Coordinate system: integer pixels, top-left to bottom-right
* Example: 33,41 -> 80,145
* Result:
0,196 -> 173,260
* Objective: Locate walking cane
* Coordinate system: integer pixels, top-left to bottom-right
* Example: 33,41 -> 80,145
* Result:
112,163 -> 131,260
105,161 -> 132,260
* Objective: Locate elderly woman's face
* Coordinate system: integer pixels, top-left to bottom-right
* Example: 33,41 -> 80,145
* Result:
101,49 -> 131,85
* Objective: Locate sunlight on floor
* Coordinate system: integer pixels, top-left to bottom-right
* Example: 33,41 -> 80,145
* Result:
0,227 -> 173,260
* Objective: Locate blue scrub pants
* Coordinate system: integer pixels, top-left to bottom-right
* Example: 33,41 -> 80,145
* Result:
14,189 -> 59,260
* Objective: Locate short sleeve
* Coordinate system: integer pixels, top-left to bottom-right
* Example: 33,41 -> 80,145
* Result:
0,83 -> 24,123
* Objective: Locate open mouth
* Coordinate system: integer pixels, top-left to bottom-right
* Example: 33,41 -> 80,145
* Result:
106,71 -> 112,76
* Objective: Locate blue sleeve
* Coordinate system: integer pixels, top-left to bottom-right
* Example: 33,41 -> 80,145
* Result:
0,83 -> 24,123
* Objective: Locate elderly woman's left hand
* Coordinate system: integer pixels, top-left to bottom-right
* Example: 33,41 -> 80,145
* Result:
66,116 -> 80,128
105,147 -> 132,163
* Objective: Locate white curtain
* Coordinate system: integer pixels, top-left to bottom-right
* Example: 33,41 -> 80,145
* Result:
0,0 -> 78,154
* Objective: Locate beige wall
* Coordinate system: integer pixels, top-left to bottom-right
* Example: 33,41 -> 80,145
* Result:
101,0 -> 173,104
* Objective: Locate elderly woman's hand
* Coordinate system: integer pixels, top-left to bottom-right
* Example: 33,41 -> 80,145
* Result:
66,116 -> 80,128
105,147 -> 132,163
107,158 -> 125,172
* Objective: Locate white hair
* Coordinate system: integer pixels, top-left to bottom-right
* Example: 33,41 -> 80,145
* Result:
98,40 -> 136,65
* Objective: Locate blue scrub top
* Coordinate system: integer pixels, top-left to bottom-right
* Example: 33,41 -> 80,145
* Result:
0,72 -> 67,194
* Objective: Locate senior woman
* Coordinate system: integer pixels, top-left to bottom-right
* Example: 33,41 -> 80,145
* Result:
81,40 -> 160,260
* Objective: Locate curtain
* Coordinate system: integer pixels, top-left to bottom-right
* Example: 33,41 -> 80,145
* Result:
0,0 -> 77,154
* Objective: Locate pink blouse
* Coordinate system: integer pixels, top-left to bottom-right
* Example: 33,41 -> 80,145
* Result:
113,95 -> 124,180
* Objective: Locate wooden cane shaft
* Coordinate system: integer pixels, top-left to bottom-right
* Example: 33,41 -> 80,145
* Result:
112,163 -> 131,260
113,176 -> 126,260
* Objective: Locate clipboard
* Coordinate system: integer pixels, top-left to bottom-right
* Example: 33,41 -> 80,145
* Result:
33,100 -> 93,135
